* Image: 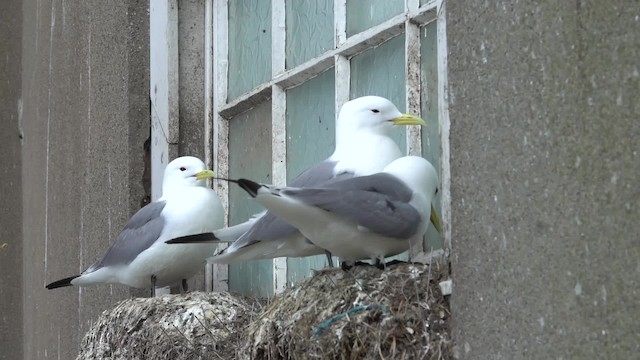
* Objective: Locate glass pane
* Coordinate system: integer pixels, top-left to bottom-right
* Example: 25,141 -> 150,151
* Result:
285,69 -> 335,284
346,0 -> 403,37
350,34 -> 407,154
420,21 -> 443,251
228,101 -> 273,297
228,0 -> 272,100
420,0 -> 431,6
286,0 -> 334,69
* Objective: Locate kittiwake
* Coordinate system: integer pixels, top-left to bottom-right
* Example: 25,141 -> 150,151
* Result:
45,156 -> 224,294
230,156 -> 441,268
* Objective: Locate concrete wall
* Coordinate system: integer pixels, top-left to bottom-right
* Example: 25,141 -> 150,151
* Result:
446,1 -> 639,359
18,0 -> 150,358
0,0 -> 24,358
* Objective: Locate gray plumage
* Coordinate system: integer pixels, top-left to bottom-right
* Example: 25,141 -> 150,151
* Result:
87,201 -> 167,271
280,173 -> 420,239
226,160 -> 353,252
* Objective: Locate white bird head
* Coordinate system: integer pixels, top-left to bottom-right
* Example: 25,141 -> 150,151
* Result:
336,96 -> 426,139
162,156 -> 215,192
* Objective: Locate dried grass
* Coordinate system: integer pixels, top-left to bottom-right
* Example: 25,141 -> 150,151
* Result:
76,263 -> 452,360
240,262 -> 452,360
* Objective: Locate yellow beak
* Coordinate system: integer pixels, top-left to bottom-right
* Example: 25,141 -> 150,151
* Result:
391,113 -> 427,126
430,205 -> 442,234
194,169 -> 216,180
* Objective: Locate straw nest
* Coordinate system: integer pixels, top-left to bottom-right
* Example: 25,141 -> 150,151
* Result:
76,262 -> 451,360
241,262 -> 452,359
76,291 -> 261,360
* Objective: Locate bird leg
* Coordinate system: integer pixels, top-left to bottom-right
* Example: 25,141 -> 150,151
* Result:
150,275 -> 157,297
325,250 -> 334,267
374,257 -> 386,270
181,279 -> 189,293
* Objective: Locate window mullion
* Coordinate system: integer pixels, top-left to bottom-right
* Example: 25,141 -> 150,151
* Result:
272,0 -> 288,294
406,0 -> 420,14
405,21 -> 422,157
405,19 -> 423,260
334,55 -> 350,120
204,0 -> 214,292
149,0 -> 180,204
211,0 -> 230,292
437,0 -> 451,251
335,0 -> 347,47
149,0 -> 179,296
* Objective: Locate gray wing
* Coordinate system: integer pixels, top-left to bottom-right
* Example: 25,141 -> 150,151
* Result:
229,160 -> 355,251
282,173 -> 420,239
87,201 -> 167,271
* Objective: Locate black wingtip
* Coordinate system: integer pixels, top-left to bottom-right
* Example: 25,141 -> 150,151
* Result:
165,232 -> 220,244
46,275 -> 80,290
236,178 -> 262,198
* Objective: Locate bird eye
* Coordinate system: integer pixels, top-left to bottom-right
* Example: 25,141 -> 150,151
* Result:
179,167 -> 187,171
435,188 -> 439,195
371,109 -> 380,113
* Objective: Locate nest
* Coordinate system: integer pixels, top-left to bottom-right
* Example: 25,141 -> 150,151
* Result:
76,291 -> 261,360
76,263 -> 451,360
240,262 -> 452,360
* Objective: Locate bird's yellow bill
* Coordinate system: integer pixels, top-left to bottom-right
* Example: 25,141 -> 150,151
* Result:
392,113 -> 427,127
195,169 -> 216,180
430,205 -> 442,234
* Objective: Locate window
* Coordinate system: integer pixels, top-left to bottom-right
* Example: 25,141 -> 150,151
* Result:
208,0 -> 450,297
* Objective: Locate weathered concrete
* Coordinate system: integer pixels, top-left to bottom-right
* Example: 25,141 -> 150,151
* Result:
20,0 -> 149,358
447,1 -> 639,358
0,0 -> 24,358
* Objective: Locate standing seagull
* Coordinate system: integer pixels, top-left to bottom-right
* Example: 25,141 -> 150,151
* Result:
167,96 -> 427,265
46,156 -> 224,295
230,156 -> 441,268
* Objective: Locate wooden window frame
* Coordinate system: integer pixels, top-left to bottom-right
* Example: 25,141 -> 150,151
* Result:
198,0 -> 452,293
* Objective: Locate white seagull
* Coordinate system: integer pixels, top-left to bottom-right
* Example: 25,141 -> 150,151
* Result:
167,96 -> 427,265
229,156 -> 441,268
46,156 -> 224,294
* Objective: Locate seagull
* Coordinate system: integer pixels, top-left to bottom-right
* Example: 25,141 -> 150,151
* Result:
229,156 -> 441,268
167,96 -> 427,265
45,156 -> 224,295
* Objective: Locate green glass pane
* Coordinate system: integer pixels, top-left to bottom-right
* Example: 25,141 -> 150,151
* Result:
286,0 -> 334,69
228,0 -> 271,100
228,101 -> 273,297
350,34 -> 407,154
346,0 -> 403,37
420,21 -> 443,251
285,69 -> 336,284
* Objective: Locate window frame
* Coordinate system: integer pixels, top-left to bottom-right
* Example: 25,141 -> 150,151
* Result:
206,0 -> 451,293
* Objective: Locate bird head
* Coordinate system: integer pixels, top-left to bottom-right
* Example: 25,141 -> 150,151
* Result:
162,156 -> 215,192
336,96 -> 426,138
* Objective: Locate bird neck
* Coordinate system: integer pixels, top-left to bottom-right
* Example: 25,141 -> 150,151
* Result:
332,132 -> 402,175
